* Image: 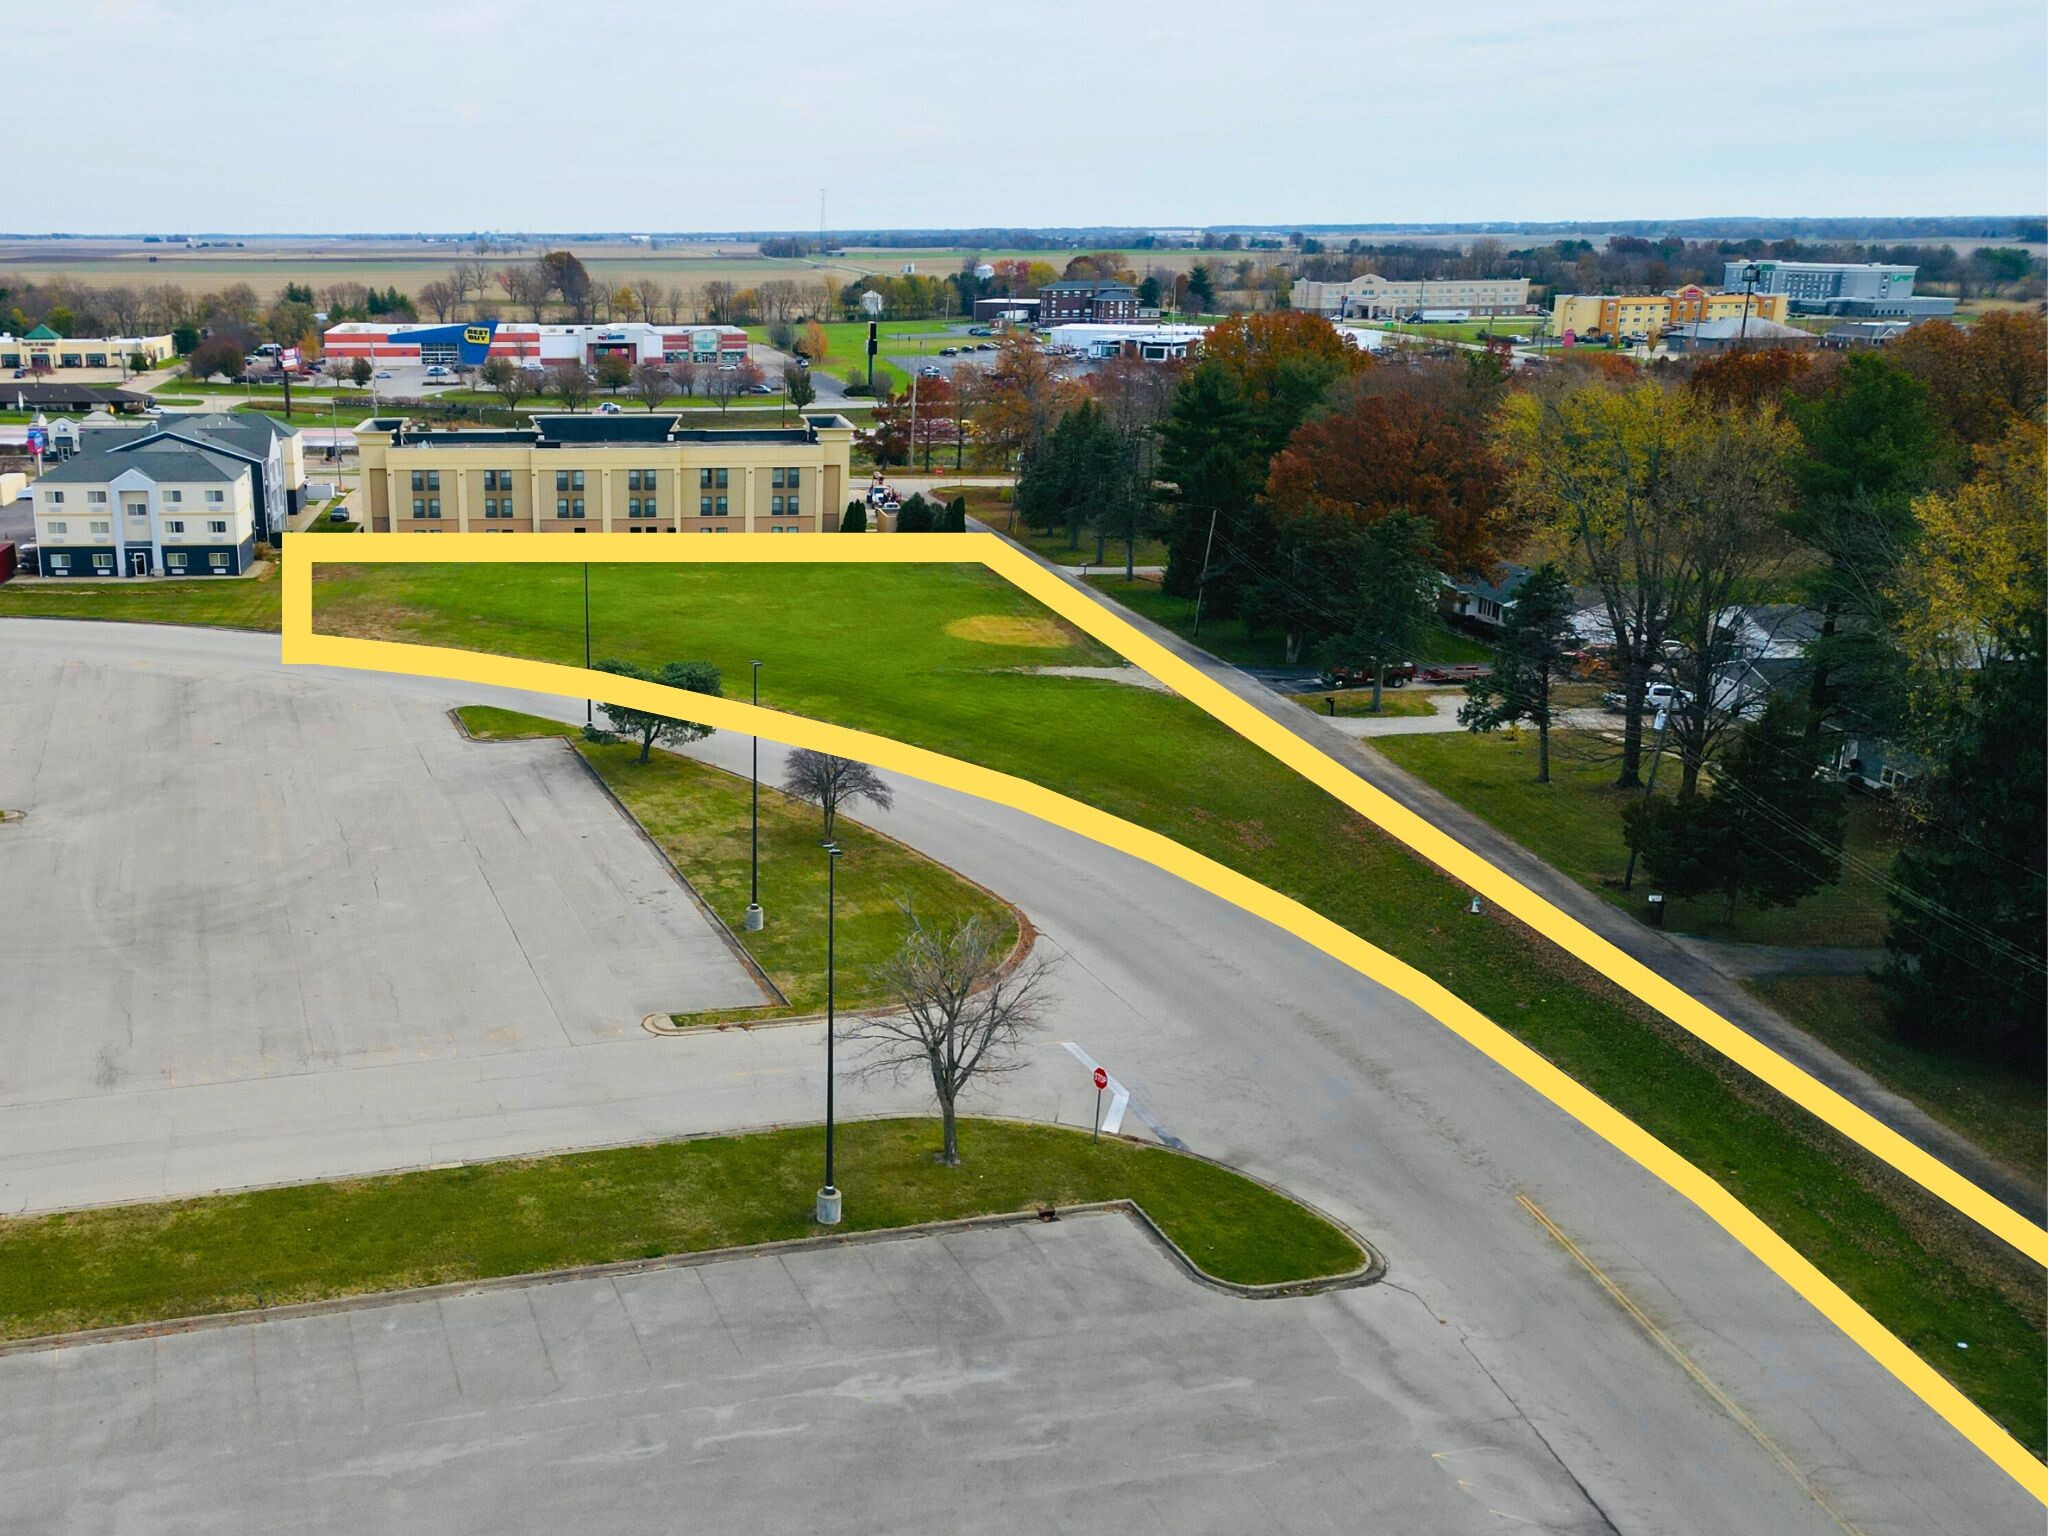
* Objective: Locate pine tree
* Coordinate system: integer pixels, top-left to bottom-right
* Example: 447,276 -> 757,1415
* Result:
840,500 -> 867,533
1458,564 -> 1578,782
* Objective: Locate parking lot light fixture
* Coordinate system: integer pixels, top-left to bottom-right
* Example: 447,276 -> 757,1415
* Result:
816,840 -> 845,1225
745,660 -> 764,931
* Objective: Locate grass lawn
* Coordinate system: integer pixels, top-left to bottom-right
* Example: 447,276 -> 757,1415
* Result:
749,318 -> 975,394
1086,574 -> 1496,667
0,564 -> 281,630
1289,688 -> 1441,719
0,1118 -> 1365,1341
1375,729 -> 1900,947
1360,319 -> 1541,345
455,706 -> 1015,1024
1747,973 -> 2046,1188
36,555 -> 2045,1445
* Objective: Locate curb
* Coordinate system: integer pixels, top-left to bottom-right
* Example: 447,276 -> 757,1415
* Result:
0,1194 -> 1382,1360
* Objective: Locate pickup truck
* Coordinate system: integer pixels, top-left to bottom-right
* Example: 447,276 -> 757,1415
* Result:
1320,660 -> 1417,689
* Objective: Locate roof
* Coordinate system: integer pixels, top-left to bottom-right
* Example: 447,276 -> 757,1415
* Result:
1668,317 -> 1813,342
5,383 -> 156,409
35,439 -> 248,486
1453,562 -> 1532,607
368,413 -> 835,449
1041,279 -> 1136,296
22,324 -> 60,341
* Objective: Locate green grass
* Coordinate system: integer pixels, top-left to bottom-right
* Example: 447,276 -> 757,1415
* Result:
1375,729 -> 1900,947
455,705 -> 1014,1023
0,564 -> 281,629
1086,574 -> 1495,667
306,560 -> 2046,1447
933,483 -> 1172,568
1747,974 -> 2046,1187
0,1117 -> 1365,1341
1289,689 -> 1441,719
1359,318 -> 1541,345
747,319 -> 974,394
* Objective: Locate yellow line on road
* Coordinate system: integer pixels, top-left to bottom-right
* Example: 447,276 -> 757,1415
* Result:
279,532 -> 2047,1503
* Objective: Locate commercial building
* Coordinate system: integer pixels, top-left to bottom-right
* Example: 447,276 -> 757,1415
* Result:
354,412 -> 855,534
1723,260 -> 1955,318
1821,320 -> 1912,350
1047,323 -> 1207,360
0,326 -> 174,373
1037,280 -> 1139,323
321,320 -> 753,370
30,432 -> 263,578
1661,317 -> 1818,354
972,296 -> 1040,324
5,382 -> 158,416
1547,284 -> 1789,339
1289,274 -> 1531,319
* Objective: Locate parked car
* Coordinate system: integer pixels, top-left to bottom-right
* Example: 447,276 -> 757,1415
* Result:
424,365 -> 450,378
975,342 -> 995,351
968,326 -> 991,336
594,400 -> 622,414
938,346 -> 959,356
374,370 -> 393,379
327,507 -> 351,522
744,381 -> 777,394
919,365 -> 943,378
1602,682 -> 1694,712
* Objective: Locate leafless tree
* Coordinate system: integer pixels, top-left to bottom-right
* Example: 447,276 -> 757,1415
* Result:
498,262 -> 551,322
449,260 -> 491,313
417,280 -> 457,321
589,278 -> 617,322
815,275 -> 841,320
631,361 -> 675,411
545,362 -> 593,413
854,912 -> 1053,1165
663,282 -> 694,324
779,749 -> 893,836
701,279 -> 737,322
758,278 -> 801,324
99,284 -> 144,335
668,357 -> 699,397
701,360 -> 754,414
140,282 -> 191,331
319,282 -> 370,319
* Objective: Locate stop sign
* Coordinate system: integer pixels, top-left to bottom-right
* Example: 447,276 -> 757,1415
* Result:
1092,1067 -> 1108,1090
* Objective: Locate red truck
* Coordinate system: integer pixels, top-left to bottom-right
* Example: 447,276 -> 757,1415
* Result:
1320,660 -> 1417,689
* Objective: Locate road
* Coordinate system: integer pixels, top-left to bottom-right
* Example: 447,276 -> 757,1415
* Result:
0,619 -> 2035,1533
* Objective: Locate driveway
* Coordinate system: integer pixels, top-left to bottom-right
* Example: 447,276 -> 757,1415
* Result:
0,620 -> 2034,1533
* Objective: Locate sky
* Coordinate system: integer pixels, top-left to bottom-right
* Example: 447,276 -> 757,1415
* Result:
14,0 -> 2046,232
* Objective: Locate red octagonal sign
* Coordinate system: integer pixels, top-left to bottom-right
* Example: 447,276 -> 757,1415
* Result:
1092,1067 -> 1109,1091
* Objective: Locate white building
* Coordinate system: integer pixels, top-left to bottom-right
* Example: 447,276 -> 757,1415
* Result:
1290,273 -> 1530,319
1046,323 -> 1210,360
320,320 -> 752,370
32,436 -> 260,578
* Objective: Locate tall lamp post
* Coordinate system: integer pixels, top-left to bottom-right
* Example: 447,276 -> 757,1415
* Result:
815,841 -> 845,1225
582,564 -> 593,728
745,660 -> 764,931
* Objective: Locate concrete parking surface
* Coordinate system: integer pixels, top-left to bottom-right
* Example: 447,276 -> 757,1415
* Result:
0,1213 -> 1613,1535
0,634 -> 766,1112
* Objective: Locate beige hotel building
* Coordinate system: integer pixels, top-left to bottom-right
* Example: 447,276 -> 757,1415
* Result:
355,412 -> 856,534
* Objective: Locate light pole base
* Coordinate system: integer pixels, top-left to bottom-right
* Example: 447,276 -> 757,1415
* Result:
743,903 -> 764,932
815,1186 -> 842,1225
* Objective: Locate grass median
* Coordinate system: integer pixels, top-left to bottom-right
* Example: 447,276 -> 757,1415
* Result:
0,1119 -> 1366,1341
313,560 -> 2045,1448
0,563 -> 282,630
456,705 -> 1016,1025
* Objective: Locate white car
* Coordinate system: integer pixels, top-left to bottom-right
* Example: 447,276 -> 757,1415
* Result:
595,401 -> 622,415
374,370 -> 392,379
1603,682 -> 1694,712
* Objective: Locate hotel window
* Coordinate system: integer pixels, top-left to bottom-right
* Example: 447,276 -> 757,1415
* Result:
48,553 -> 69,570
207,490 -> 224,505
409,470 -> 439,492
699,496 -> 711,516
166,490 -> 181,503
563,498 -> 585,518
715,495 -> 727,516
47,520 -> 67,534
771,467 -> 785,489
208,519 -> 228,535
47,491 -> 63,504
90,520 -> 110,535
88,490 -> 108,504
785,468 -> 800,489
570,470 -> 584,492
93,551 -> 114,570
165,553 -> 186,570
414,499 -> 426,517
484,469 -> 507,492
699,467 -> 728,490
209,552 -> 229,568
770,495 -> 784,515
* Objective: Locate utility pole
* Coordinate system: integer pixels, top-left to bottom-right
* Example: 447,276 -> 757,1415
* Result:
582,564 -> 592,728
815,841 -> 845,1225
1621,708 -> 1672,892
1190,506 -> 1221,638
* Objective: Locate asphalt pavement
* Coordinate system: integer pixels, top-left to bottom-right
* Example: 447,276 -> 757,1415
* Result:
0,619 -> 2036,1532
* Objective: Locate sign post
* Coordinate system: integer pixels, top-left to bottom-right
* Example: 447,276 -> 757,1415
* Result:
1092,1066 -> 1108,1141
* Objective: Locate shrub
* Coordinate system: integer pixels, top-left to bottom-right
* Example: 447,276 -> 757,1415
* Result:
841,500 -> 868,533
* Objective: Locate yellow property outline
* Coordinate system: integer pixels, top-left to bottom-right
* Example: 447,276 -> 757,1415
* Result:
283,532 -> 2045,1502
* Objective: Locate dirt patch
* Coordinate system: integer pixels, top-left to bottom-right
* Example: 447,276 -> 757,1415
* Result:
945,614 -> 1072,648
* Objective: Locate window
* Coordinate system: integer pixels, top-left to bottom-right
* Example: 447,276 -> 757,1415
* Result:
48,553 -> 69,570
484,469 -> 508,492
556,470 -> 570,492
715,495 -> 727,516
93,552 -> 114,570
699,467 -> 728,490
166,553 -> 186,570
570,470 -> 584,492
47,520 -> 66,534
206,490 -> 224,505
410,470 -> 440,493
89,520 -> 109,535
209,552 -> 229,568
413,499 -> 426,518
208,519 -> 228,535
165,519 -> 184,534
166,490 -> 181,503
771,467 -> 785,489
785,467 -> 800,489
569,497 -> 584,518
771,495 -> 784,515
88,490 -> 108,504
699,496 -> 711,516
46,491 -> 62,504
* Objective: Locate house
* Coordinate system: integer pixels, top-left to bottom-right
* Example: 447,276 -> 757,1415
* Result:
1660,317 -> 1818,354
1821,321 -> 1911,350
31,436 -> 261,578
1037,280 -> 1138,324
1445,563 -> 1531,628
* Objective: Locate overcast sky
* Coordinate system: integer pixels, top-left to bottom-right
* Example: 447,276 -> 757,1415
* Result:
17,0 -> 2046,231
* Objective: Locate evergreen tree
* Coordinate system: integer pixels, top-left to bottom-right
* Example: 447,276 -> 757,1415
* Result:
1154,362 -> 1264,608
1881,608 -> 2046,1066
1623,698 -> 1845,924
1458,564 -> 1578,782
941,495 -> 968,532
592,658 -> 722,763
840,500 -> 867,533
1317,513 -> 1439,712
895,493 -> 935,532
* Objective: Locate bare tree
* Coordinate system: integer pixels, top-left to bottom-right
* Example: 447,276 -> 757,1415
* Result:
779,749 -> 893,836
701,279 -> 737,322
758,278 -> 800,324
701,361 -> 751,414
589,278 -> 617,322
99,284 -> 144,336
498,262 -> 551,322
855,912 -> 1053,1165
613,283 -> 642,322
449,260 -> 491,314
417,280 -> 457,321
663,282 -> 694,324
481,357 -> 530,412
545,362 -> 593,413
668,357 -> 699,398
631,361 -> 675,411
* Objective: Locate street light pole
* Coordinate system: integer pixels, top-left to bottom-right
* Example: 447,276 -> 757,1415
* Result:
745,660 -> 764,931
816,841 -> 845,1225
583,564 -> 592,728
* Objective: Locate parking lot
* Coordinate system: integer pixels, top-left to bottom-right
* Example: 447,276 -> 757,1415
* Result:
0,627 -> 767,1114
0,1212 -> 1607,1535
